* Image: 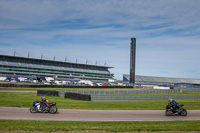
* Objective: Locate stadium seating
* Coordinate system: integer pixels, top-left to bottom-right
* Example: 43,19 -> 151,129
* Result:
0,55 -> 113,81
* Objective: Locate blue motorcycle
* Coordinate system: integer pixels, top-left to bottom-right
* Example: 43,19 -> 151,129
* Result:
30,101 -> 57,114
165,103 -> 187,116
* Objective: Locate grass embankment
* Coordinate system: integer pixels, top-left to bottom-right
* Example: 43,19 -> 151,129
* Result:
0,120 -> 200,132
0,92 -> 200,109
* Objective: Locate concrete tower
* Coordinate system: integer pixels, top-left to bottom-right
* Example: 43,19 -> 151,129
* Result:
130,38 -> 136,85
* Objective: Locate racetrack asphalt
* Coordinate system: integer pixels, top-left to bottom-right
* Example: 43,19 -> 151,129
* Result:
0,107 -> 200,121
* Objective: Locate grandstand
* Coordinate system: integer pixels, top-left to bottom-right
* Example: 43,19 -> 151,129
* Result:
123,74 -> 200,88
0,54 -> 114,81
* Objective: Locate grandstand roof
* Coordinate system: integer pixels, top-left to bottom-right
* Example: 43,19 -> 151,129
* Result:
0,54 -> 113,69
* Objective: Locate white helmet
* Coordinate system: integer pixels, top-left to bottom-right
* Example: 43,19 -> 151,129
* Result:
169,98 -> 172,102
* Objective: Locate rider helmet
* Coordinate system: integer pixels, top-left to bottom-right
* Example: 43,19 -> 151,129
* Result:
169,98 -> 172,102
41,96 -> 46,101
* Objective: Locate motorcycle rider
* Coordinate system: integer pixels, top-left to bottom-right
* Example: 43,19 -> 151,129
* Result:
168,98 -> 180,113
46,100 -> 50,105
40,96 -> 47,111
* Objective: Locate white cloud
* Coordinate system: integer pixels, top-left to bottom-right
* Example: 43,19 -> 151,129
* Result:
0,0 -> 200,80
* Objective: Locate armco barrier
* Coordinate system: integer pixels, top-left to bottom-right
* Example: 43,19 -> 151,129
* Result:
65,92 -> 91,101
37,90 -> 59,96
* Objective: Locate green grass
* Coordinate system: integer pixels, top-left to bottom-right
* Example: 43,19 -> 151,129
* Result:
0,92 -> 200,132
0,92 -> 200,109
0,120 -> 200,132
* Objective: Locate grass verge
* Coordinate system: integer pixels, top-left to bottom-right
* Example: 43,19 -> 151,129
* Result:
0,92 -> 200,109
0,120 -> 200,132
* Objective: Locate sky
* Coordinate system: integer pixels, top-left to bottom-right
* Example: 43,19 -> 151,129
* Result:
0,0 -> 200,80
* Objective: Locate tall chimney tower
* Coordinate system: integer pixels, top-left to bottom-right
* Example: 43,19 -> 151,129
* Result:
130,38 -> 136,85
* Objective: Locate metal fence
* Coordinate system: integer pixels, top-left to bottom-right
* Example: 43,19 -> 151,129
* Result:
90,95 -> 200,101
59,88 -> 200,101
58,88 -> 200,95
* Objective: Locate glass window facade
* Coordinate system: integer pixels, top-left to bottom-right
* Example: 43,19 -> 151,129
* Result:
0,55 -> 114,81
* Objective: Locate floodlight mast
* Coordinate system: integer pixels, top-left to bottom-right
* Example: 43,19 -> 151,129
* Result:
130,38 -> 136,86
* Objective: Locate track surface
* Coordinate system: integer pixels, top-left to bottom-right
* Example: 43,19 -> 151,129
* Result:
1,89 -> 200,121
0,107 -> 200,121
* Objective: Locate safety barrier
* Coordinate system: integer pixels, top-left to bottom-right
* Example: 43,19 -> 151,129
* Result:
65,92 -> 91,101
59,89 -> 200,101
90,95 -> 200,101
59,88 -> 200,95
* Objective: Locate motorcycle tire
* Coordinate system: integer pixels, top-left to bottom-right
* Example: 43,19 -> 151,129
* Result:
30,106 -> 38,113
165,109 -> 172,116
49,106 -> 57,114
181,109 -> 187,116
165,110 -> 169,116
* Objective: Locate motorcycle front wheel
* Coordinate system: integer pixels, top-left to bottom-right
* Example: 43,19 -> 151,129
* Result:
181,109 -> 187,116
165,109 -> 172,116
30,106 -> 38,113
165,110 -> 169,116
49,106 -> 57,114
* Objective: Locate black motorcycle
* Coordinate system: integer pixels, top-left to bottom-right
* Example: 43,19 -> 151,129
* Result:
165,103 -> 187,116
30,101 -> 58,114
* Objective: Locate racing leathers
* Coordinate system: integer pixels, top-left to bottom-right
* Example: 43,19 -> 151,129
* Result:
169,100 -> 179,113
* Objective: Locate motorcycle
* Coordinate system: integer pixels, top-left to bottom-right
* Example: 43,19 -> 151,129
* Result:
165,103 -> 187,116
30,100 -> 58,114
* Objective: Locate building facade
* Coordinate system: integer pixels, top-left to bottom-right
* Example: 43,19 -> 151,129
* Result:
123,74 -> 200,87
0,55 -> 114,81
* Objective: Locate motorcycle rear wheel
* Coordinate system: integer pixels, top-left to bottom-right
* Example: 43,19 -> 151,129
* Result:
49,106 -> 57,114
30,106 -> 38,113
